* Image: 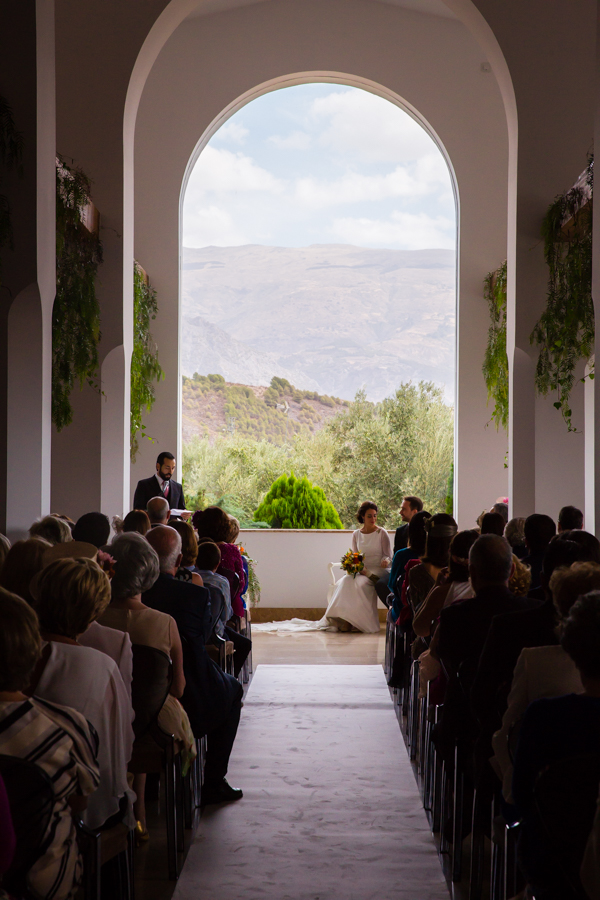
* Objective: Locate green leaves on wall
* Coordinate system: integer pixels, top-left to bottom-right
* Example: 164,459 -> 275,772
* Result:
130,263 -> 164,461
482,260 -> 508,432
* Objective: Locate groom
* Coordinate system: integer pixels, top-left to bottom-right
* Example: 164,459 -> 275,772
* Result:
133,451 -> 190,518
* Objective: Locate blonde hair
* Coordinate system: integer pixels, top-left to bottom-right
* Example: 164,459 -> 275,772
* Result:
227,516 -> 240,543
550,561 -> 600,620
0,587 -> 42,691
29,515 -> 73,546
35,557 -> 111,638
508,554 -> 532,596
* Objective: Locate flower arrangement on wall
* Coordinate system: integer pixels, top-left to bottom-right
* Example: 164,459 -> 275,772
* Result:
52,156 -> 103,430
530,156 -> 594,432
130,262 -> 163,461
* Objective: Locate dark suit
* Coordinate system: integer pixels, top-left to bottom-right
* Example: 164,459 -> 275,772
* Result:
143,573 -> 243,786
393,523 -> 409,555
434,585 -> 533,767
133,475 -> 186,512
470,596 -> 554,776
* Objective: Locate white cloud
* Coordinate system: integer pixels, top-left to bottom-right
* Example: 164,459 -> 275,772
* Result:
186,145 -> 285,196
310,89 -> 441,165
214,121 -> 249,145
182,205 -> 249,247
331,211 -> 455,250
268,130 -> 312,150
293,165 -> 434,209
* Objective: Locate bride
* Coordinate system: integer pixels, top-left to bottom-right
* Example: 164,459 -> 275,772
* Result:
324,501 -> 392,633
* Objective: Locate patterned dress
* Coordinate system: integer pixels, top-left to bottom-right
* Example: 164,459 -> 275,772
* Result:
0,697 -> 99,900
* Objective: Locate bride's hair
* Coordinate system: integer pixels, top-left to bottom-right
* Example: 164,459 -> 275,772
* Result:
357,501 -> 378,524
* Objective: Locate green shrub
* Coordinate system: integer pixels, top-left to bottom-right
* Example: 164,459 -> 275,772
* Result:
254,473 -> 342,529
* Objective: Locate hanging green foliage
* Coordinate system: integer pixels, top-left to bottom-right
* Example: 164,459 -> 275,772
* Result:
482,260 -> 509,431
444,462 -> 454,515
130,263 -> 164,461
0,94 -> 24,280
530,156 -> 594,431
53,156 -> 103,430
254,472 -> 342,529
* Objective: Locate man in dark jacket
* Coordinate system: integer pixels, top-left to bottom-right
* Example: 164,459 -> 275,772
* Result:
133,451 -> 189,517
144,526 -> 243,804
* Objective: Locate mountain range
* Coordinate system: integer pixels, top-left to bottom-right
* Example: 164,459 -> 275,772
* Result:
181,244 -> 456,403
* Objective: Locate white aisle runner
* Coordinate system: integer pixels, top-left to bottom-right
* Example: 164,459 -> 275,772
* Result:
174,665 -> 449,900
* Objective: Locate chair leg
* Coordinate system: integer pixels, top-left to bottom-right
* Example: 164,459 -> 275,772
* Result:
452,743 -> 464,882
409,661 -> 420,760
504,821 -> 520,900
127,829 -> 135,900
183,766 -> 193,830
440,760 -> 450,854
175,751 -> 185,853
469,787 -> 485,900
164,741 -> 179,880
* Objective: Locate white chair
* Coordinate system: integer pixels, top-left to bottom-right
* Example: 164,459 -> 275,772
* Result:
327,562 -> 343,604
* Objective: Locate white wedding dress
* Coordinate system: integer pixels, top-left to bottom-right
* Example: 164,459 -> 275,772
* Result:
322,529 -> 385,633
253,529 -> 387,635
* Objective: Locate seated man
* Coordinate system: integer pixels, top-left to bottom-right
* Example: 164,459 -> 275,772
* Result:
431,534 -> 532,769
72,511 -> 111,548
144,526 -> 244,803
522,513 -> 556,591
196,539 -> 251,679
147,496 -> 170,527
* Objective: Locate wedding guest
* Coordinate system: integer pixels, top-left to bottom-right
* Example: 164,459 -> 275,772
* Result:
522,513 -> 556,590
504,516 -> 527,560
169,518 -> 204,587
0,588 -> 99,900
193,507 -> 246,617
72,511 -> 111,548
100,532 -> 194,839
29,515 -> 73,546
122,509 -> 151,536
508,554 -> 532,596
195,538 -> 251,677
389,510 -> 432,623
0,534 -> 10,573
557,504 -> 584,532
512,592 -> 600,898
147,496 -> 170,526
492,561 -> 600,803
480,511 -> 505,536
0,538 -> 50,604
143,526 -> 244,804
412,529 -> 478,638
29,558 -> 135,830
558,528 -> 600,564
491,501 -> 509,524
406,513 -> 457,615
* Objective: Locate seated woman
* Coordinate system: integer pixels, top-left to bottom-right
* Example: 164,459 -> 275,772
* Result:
388,510 -> 431,625
324,501 -> 391,634
193,507 -> 246,618
0,588 -> 99,900
29,515 -> 73,546
413,528 -> 478,638
169,518 -> 204,587
406,513 -> 458,616
29,558 -> 135,831
99,532 -> 195,839
0,538 -> 51,605
512,591 -> 600,899
493,561 -> 600,803
122,509 -> 151,536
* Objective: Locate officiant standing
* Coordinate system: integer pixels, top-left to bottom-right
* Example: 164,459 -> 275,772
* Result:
133,451 -> 191,520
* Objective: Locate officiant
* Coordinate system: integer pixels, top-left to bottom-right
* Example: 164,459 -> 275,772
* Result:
133,451 -> 191,519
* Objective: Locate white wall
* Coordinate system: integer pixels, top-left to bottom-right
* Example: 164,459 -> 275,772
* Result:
239,529 -> 394,608
133,0 -> 510,529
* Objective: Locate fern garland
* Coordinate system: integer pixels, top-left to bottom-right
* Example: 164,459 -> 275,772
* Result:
530,156 -> 594,431
482,260 -> 509,431
53,156 -> 103,430
130,263 -> 164,461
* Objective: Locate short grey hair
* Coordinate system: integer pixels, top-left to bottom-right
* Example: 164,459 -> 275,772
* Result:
109,532 -> 160,600
469,534 -> 513,584
147,496 -> 169,524
159,529 -> 182,573
29,516 -> 73,546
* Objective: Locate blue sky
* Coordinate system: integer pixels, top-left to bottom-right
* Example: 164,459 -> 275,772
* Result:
182,83 -> 456,250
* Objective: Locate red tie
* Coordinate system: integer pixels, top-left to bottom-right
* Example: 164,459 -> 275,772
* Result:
163,481 -> 170,498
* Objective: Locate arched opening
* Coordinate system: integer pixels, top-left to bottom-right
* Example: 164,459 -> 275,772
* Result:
179,77 -> 458,528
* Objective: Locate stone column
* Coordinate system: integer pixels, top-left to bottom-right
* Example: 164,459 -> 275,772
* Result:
0,1 -> 55,539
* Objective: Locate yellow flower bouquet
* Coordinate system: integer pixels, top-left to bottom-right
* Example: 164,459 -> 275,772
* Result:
340,549 -> 365,578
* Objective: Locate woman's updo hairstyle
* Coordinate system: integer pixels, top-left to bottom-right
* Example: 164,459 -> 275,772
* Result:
447,529 -> 479,582
407,511 -> 431,557
561,591 -> 600,679
422,513 -> 458,568
357,501 -> 378,524
192,506 -> 232,543
227,516 -> 240,543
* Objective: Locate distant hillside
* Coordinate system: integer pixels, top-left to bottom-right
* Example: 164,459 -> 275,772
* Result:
182,374 -> 349,444
181,244 -> 455,403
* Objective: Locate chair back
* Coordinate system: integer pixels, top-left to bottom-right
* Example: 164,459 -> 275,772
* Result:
0,754 -> 54,882
219,565 -> 240,601
533,752 -> 600,897
131,644 -> 172,739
